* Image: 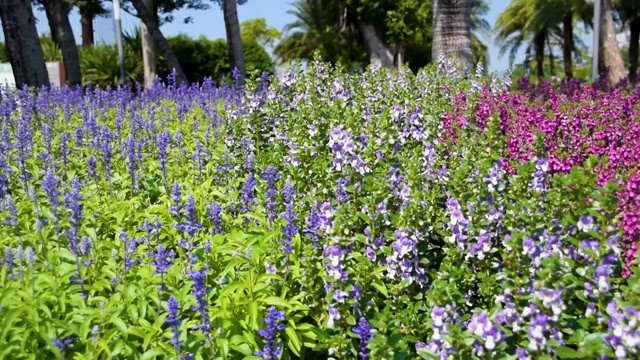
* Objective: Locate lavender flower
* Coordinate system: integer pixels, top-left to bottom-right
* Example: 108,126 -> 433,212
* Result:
255,307 -> 285,359
281,180 -> 298,255
352,317 -> 374,359
263,167 -> 280,227
52,336 -> 73,349
166,296 -> 189,360
336,177 -> 349,204
188,269 -> 211,341
148,244 -> 174,290
156,130 -> 172,191
206,201 -> 223,235
240,173 -> 257,213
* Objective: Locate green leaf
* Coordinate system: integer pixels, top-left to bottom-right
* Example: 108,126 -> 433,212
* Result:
554,346 -> 580,358
416,347 -> 440,360
258,297 -> 291,309
285,326 -> 301,356
371,278 -> 389,298
141,348 -> 165,360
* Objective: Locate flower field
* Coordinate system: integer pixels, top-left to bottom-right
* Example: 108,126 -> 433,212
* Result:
1,60 -> 639,359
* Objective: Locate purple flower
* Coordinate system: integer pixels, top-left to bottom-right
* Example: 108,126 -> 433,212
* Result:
595,265 -> 612,293
323,244 -> 347,281
188,269 -> 211,340
206,201 -> 223,235
281,180 -> 298,254
240,173 -> 257,213
527,314 -> 548,351
352,317 -> 374,359
52,336 -> 73,349
336,177 -> 349,204
327,306 -> 341,328
263,167 -> 280,227
166,296 -> 190,360
468,311 -> 504,351
577,215 -> 595,232
156,130 -> 172,190
255,307 -> 285,359
303,201 -> 322,248
119,232 -> 142,274
148,244 -> 174,284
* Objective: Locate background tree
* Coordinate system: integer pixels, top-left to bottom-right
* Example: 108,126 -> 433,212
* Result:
615,0 -> 640,82
141,0 -> 157,87
75,0 -> 108,47
156,33 -> 273,84
129,0 -> 189,84
38,0 -> 83,86
599,0 -> 626,84
240,18 -> 281,47
432,0 -> 473,69
220,0 -> 246,84
495,0 -> 550,83
0,0 -> 50,87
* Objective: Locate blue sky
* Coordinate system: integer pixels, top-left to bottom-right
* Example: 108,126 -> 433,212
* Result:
3,0 -> 595,74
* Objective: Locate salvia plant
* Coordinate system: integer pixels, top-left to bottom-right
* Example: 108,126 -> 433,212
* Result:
0,58 -> 639,360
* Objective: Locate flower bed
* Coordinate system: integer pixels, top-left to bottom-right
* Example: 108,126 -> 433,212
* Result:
0,61 -> 638,359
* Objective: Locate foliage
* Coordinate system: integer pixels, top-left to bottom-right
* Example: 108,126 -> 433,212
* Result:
156,34 -> 274,85
240,18 -> 281,48
39,35 -> 63,62
0,58 -> 639,360
79,43 -> 143,86
274,0 -> 490,73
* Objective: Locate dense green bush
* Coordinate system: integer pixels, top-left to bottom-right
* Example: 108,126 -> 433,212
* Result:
157,34 -> 275,84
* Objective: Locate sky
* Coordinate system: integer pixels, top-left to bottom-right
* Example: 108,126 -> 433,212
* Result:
1,0 -> 597,74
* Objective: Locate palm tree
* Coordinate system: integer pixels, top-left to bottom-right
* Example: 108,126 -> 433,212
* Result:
432,0 -> 473,69
471,0 -> 491,69
76,0 -> 108,47
130,0 -> 188,84
140,0 -> 156,88
495,0 -> 547,82
615,0 -> 640,82
0,0 -> 50,87
40,0 -> 83,87
274,0 -> 341,64
221,0 -> 246,84
600,0 -> 626,84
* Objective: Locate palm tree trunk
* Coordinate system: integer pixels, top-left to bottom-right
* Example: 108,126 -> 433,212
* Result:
222,0 -> 246,85
600,0 -> 626,85
431,0 -> 473,69
42,0 -> 82,87
358,23 -> 395,68
0,0 -> 50,87
534,32 -> 545,84
130,0 -> 188,85
562,13 -> 573,78
141,0 -> 157,88
547,36 -> 555,76
629,17 -> 640,83
80,9 -> 94,47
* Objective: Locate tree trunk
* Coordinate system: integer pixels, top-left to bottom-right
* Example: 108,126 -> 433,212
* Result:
431,0 -> 473,69
80,10 -> 94,47
534,32 -> 545,84
562,13 -> 574,78
0,0 -> 50,87
547,36 -> 555,76
395,44 -> 405,71
42,0 -> 82,87
358,23 -> 395,68
141,0 -> 157,88
222,0 -> 246,85
130,0 -> 188,85
629,17 -> 640,83
600,0 -> 626,85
